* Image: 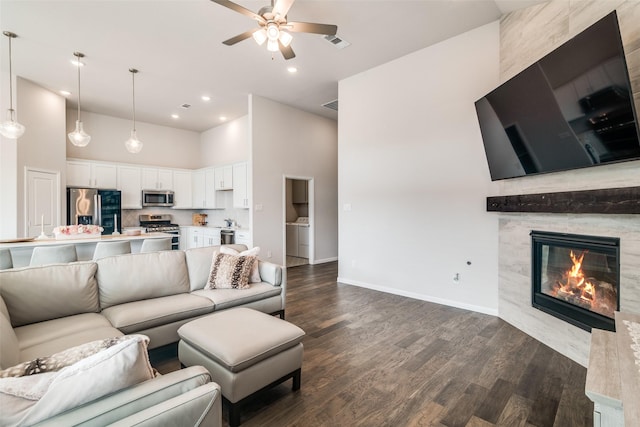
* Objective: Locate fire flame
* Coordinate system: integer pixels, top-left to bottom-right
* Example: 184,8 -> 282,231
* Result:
557,250 -> 595,303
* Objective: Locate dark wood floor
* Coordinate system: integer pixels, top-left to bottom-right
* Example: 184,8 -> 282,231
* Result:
150,261 -> 593,427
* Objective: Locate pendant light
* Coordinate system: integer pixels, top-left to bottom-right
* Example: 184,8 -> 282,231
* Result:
0,31 -> 25,139
124,68 -> 143,153
67,52 -> 91,147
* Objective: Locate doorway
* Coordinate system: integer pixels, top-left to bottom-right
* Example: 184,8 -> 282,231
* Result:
284,177 -> 313,267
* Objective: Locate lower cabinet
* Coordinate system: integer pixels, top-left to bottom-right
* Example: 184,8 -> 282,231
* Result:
185,227 -> 221,249
286,225 -> 298,257
235,230 -> 251,246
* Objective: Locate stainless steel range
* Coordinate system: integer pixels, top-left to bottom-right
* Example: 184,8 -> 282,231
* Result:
139,214 -> 180,250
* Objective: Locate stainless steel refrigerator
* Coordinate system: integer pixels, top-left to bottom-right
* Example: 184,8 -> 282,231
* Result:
66,188 -> 122,235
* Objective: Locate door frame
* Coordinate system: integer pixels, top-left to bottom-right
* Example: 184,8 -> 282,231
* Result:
282,175 -> 314,265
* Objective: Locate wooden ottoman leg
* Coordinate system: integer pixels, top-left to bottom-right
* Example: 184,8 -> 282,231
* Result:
224,397 -> 241,427
292,368 -> 301,391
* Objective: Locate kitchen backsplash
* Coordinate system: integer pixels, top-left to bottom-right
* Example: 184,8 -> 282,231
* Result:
122,193 -> 250,228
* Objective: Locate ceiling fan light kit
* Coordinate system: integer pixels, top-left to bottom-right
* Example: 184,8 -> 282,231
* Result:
212,0 -> 337,60
68,51 -> 91,147
0,31 -> 26,139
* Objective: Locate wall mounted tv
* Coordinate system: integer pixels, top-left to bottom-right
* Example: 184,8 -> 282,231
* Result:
475,11 -> 640,181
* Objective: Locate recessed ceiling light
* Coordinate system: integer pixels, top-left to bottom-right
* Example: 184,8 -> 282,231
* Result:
201,95 -> 211,101
219,116 -> 227,121
59,90 -> 71,96
171,114 -> 179,119
70,59 -> 84,67
287,67 -> 297,73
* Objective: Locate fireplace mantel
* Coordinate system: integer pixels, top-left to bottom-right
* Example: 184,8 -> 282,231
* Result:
487,186 -> 640,214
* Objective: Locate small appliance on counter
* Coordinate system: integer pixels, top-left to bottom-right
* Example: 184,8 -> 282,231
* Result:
66,187 -> 122,235
193,213 -> 208,226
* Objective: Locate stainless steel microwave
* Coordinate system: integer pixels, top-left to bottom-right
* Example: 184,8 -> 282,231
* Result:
142,190 -> 174,207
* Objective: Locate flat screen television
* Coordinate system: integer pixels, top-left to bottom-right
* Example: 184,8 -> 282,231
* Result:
475,11 -> 640,181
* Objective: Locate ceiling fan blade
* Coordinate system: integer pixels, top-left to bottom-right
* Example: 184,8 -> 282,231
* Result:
286,21 -> 337,36
279,41 -> 296,60
222,29 -> 259,46
211,0 -> 265,23
273,0 -> 295,19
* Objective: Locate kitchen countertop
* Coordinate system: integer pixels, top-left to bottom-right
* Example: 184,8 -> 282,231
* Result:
0,232 -> 174,249
180,225 -> 250,231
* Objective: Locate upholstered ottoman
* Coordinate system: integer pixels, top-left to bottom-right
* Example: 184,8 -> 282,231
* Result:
177,307 -> 305,427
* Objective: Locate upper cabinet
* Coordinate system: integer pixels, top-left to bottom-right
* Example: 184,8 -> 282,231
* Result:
117,165 -> 142,209
192,168 -> 222,209
292,179 -> 308,203
214,165 -> 233,190
172,170 -> 192,209
67,160 -> 117,189
232,162 -> 249,209
142,168 -> 173,190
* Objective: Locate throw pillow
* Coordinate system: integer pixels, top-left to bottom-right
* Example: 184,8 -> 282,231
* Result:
0,334 -> 155,426
206,252 -> 256,290
220,246 -> 262,283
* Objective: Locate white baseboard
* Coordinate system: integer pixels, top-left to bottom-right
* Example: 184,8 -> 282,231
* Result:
337,276 -> 499,317
311,257 -> 338,265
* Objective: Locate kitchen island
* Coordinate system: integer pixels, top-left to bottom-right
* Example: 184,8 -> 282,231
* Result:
0,232 -> 175,268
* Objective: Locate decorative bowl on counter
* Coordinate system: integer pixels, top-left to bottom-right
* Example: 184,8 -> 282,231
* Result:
53,225 -> 103,239
123,227 -> 143,236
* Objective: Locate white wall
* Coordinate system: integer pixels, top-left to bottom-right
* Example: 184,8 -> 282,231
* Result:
338,22 -> 500,315
0,71 -> 18,238
200,115 -> 249,168
66,110 -> 200,169
250,95 -> 338,266
16,78 -> 67,237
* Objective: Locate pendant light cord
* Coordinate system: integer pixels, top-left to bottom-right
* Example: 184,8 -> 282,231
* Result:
75,53 -> 82,122
7,33 -> 14,113
131,69 -> 137,132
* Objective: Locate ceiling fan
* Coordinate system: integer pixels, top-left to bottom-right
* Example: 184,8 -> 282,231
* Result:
211,0 -> 338,60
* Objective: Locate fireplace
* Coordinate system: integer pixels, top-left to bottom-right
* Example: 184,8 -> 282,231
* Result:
531,231 -> 620,332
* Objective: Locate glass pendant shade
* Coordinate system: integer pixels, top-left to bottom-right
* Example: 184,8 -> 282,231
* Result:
279,31 -> 293,47
0,109 -> 25,139
68,51 -> 90,147
267,38 -> 279,52
68,120 -> 91,147
1,31 -> 25,139
252,29 -> 267,46
125,129 -> 143,153
125,68 -> 142,153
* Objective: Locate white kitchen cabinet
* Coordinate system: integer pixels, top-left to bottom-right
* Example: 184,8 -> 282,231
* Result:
172,170 -> 192,209
203,228 -> 221,247
186,227 -> 203,249
205,168 -> 220,208
191,170 -> 206,209
214,165 -> 233,190
232,162 -> 249,209
67,160 -> 117,189
235,230 -> 251,247
286,224 -> 298,257
117,165 -> 142,209
142,168 -> 173,190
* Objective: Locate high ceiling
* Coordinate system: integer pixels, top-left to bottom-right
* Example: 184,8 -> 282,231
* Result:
0,0 -> 545,132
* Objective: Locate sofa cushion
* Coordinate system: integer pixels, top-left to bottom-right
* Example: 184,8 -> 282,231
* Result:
0,262 -> 99,327
97,251 -> 190,309
0,335 -> 154,426
206,253 -> 256,290
0,312 -> 19,370
185,245 -> 248,291
15,313 -> 123,362
192,283 -> 282,311
101,294 -> 214,334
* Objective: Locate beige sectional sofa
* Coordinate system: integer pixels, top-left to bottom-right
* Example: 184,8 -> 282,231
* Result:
0,244 -> 285,426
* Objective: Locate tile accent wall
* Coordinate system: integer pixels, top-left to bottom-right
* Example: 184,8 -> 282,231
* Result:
498,0 -> 640,366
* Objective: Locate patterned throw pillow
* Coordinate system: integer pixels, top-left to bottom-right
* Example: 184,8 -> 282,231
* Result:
219,246 -> 262,283
0,335 -> 143,378
206,252 -> 256,290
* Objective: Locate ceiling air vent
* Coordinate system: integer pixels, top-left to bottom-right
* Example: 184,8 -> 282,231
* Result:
180,103 -> 191,109
322,99 -> 338,112
324,34 -> 350,50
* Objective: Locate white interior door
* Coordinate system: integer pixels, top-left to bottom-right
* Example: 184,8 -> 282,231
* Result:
25,168 -> 60,237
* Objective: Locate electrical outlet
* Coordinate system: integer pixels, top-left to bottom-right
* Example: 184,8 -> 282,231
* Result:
453,273 -> 460,284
